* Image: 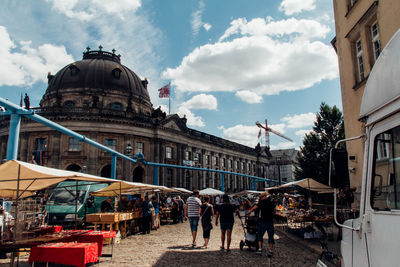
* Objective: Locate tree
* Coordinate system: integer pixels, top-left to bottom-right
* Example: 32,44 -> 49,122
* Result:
295,102 -> 345,185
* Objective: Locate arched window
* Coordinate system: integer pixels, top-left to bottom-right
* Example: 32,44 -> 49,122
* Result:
112,68 -> 122,79
64,101 -> 75,107
69,65 -> 80,76
110,102 -> 123,111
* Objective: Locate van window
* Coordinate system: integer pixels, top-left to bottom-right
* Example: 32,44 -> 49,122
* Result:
48,189 -> 86,205
371,125 -> 400,210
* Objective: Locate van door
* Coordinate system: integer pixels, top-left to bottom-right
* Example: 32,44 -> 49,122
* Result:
365,117 -> 400,266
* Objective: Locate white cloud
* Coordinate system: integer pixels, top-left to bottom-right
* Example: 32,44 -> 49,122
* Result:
295,129 -> 312,137
279,0 -> 316,16
176,106 -> 205,127
0,26 -> 74,86
182,94 -> 218,110
221,124 -> 259,147
219,17 -> 329,42
203,23 -> 212,31
45,0 -> 141,20
235,90 -> 262,104
221,123 -> 289,147
191,1 -> 205,36
163,17 -> 337,96
281,112 -> 315,128
270,141 -> 297,150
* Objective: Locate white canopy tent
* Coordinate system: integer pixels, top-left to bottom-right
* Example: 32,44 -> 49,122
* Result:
91,182 -> 178,197
172,187 -> 193,194
0,160 -> 117,199
199,188 -> 224,196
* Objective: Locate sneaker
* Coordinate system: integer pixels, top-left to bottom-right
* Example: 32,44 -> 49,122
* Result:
256,249 -> 262,255
267,250 -> 273,257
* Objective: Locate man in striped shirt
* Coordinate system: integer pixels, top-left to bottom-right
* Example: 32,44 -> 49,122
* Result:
184,189 -> 202,247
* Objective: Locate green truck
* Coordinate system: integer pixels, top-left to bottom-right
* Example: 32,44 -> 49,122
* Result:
45,181 -> 110,228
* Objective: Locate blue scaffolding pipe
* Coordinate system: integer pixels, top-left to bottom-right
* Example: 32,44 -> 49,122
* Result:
0,97 -> 277,189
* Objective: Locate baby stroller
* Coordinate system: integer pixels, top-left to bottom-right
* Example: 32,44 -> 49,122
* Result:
238,214 -> 259,251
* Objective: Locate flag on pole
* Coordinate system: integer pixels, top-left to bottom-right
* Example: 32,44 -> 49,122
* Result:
158,83 -> 170,98
20,93 -> 23,107
257,129 -> 261,139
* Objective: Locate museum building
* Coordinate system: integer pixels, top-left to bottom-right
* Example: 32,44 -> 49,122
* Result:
0,47 -> 271,192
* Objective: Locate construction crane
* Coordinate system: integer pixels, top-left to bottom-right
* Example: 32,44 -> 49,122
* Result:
256,119 -> 293,149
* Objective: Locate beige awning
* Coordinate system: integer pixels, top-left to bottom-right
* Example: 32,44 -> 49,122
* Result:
90,182 -> 176,197
265,178 -> 332,193
0,160 -> 116,199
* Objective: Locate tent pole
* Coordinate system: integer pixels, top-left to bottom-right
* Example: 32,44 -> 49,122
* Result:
75,181 -> 78,230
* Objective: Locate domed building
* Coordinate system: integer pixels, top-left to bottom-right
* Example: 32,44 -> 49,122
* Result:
0,47 -> 270,192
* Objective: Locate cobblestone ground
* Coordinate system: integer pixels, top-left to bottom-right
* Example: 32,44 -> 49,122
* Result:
1,220 -> 320,267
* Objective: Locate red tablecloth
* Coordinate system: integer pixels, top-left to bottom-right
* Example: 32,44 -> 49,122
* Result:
39,225 -> 63,235
61,230 -> 116,256
29,242 -> 98,267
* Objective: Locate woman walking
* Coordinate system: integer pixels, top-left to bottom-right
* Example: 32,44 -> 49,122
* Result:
200,196 -> 214,248
215,194 -> 238,252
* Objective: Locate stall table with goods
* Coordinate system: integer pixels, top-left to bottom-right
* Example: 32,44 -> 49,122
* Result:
86,212 -> 134,238
29,242 -> 98,267
159,207 -> 172,224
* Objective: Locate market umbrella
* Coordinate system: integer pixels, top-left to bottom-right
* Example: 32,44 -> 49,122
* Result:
199,188 -> 224,196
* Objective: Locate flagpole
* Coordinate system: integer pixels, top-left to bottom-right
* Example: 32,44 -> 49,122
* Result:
168,82 -> 171,115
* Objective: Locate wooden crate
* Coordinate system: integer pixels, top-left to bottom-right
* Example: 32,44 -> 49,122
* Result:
100,213 -> 119,222
86,213 -> 102,222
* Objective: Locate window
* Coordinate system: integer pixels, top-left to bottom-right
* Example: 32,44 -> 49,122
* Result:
167,169 -> 173,187
223,158 -> 226,168
68,138 -> 82,152
104,139 -> 116,150
69,65 -> 79,76
35,138 -> 47,151
194,153 -> 201,164
206,155 -> 210,165
112,68 -> 122,79
355,39 -> 365,81
110,102 -> 123,111
64,101 -> 75,107
185,151 -> 191,160
185,171 -> 191,189
166,147 -> 173,159
135,142 -> 144,154
371,22 -> 381,61
371,125 -> 400,210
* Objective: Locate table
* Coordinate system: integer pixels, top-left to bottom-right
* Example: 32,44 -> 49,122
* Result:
38,225 -> 63,235
29,242 -> 98,267
60,230 -> 116,256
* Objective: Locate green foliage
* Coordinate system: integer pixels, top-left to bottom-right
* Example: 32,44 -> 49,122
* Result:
295,102 -> 345,185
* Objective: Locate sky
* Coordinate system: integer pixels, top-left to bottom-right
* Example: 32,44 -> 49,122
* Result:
0,0 -> 341,150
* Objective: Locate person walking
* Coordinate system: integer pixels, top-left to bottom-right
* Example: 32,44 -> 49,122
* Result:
200,196 -> 214,248
215,194 -> 238,252
141,195 -> 153,234
248,192 -> 276,256
151,196 -> 160,230
184,189 -> 202,247
177,195 -> 185,223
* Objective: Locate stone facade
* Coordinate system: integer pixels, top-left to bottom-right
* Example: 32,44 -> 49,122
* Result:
0,48 -> 270,192
332,0 -> 400,188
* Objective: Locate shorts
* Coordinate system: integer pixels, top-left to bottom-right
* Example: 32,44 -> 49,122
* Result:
189,217 -> 200,232
257,220 -> 274,244
220,222 -> 233,231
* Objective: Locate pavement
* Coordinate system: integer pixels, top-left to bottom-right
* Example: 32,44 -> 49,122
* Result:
1,218 -> 325,267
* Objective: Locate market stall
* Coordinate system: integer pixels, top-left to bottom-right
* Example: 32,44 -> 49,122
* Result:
268,178 -> 335,239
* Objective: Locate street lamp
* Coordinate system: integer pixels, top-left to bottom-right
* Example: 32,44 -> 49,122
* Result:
125,143 -> 133,157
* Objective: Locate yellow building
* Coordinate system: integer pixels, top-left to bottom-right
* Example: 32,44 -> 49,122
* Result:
332,0 -> 400,189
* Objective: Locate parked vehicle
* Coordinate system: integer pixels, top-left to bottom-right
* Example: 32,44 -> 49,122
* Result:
330,30 -> 400,266
45,181 -> 109,228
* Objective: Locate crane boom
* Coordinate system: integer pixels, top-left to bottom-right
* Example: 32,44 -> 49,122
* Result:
255,121 -> 293,142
